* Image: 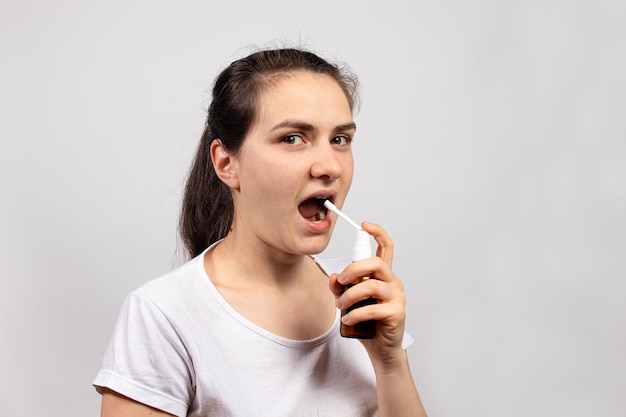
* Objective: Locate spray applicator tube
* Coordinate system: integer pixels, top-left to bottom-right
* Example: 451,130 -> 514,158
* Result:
323,201 -> 377,339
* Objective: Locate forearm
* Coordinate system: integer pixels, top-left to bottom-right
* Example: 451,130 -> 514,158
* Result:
373,350 -> 427,417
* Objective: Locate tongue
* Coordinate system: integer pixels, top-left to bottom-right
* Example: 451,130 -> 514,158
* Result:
298,198 -> 322,218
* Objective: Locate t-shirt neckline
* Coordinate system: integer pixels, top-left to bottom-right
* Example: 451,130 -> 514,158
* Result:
194,243 -> 341,348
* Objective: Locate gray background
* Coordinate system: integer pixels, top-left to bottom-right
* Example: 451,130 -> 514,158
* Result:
1,0 -> 625,416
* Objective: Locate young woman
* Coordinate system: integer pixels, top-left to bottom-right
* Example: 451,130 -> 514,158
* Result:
94,47 -> 427,417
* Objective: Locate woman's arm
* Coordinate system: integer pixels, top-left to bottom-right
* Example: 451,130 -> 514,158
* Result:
330,221 -> 428,417
368,348 -> 427,417
101,388 -> 176,417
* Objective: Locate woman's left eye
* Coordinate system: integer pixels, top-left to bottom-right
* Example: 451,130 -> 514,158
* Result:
282,134 -> 304,145
331,135 -> 351,145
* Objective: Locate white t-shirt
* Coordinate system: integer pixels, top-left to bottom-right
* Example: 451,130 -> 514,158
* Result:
93,249 -> 412,416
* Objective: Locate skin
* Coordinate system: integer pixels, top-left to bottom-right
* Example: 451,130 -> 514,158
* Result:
215,71 -> 355,259
101,389 -> 174,417
101,71 -> 427,416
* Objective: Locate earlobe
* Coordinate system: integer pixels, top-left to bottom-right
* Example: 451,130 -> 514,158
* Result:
210,139 -> 240,189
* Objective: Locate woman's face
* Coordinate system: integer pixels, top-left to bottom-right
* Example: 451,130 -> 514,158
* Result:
230,71 -> 355,256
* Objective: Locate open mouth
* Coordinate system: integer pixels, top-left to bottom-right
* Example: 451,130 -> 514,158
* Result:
298,196 -> 329,222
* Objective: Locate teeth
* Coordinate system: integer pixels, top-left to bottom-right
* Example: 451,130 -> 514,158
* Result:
317,198 -> 328,222
304,196 -> 329,222
307,208 -> 327,222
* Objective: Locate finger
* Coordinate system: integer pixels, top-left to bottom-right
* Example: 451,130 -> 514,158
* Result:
361,222 -> 394,266
336,278 -> 403,311
337,257 -> 398,285
328,273 -> 344,298
340,295 -> 406,327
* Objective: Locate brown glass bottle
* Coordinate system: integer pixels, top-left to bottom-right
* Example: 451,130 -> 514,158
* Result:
337,229 -> 376,339
340,277 -> 377,339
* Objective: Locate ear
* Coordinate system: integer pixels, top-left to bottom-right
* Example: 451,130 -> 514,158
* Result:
210,139 -> 240,189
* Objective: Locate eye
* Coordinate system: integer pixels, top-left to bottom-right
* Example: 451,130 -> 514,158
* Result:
330,135 -> 352,146
282,134 -> 304,145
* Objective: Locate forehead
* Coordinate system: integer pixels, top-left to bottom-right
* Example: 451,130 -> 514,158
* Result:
253,72 -> 353,127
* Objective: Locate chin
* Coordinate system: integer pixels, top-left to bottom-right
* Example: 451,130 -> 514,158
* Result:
296,235 -> 331,256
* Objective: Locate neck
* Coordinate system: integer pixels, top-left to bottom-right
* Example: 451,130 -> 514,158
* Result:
210,231 -> 317,289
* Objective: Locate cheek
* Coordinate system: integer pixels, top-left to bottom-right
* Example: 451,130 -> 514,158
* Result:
240,155 -> 297,198
342,155 -> 355,184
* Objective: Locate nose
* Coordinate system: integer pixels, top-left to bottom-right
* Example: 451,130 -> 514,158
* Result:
310,142 -> 344,180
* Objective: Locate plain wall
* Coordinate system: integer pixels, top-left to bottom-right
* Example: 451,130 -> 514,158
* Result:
1,0 -> 625,416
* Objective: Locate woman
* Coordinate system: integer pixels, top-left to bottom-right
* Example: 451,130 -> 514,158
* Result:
94,47 -> 427,417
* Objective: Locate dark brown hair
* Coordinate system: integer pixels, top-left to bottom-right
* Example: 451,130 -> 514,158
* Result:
179,48 -> 359,258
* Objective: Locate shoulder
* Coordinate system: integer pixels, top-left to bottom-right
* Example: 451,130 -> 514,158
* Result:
118,253 -> 211,322
136,255 -> 204,298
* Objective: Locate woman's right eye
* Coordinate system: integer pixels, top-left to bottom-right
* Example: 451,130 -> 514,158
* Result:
282,134 -> 304,145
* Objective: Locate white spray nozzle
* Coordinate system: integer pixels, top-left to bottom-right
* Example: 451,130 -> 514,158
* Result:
323,200 -> 362,231
323,200 -> 371,261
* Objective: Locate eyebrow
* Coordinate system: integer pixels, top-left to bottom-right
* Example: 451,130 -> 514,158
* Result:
270,120 -> 357,133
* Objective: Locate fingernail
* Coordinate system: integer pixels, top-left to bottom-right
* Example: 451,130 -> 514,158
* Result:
335,297 -> 343,308
338,272 -> 346,284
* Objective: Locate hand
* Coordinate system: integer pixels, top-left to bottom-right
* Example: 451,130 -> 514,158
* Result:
329,222 -> 407,364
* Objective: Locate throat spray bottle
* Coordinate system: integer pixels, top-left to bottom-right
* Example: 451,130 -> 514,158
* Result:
323,201 -> 377,339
